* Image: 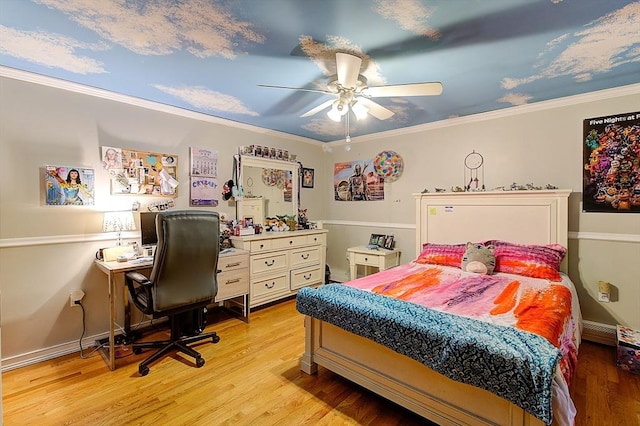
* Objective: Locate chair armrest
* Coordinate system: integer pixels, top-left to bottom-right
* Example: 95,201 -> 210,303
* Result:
126,271 -> 151,285
125,271 -> 154,315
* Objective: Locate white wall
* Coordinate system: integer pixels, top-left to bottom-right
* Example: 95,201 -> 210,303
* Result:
0,74 -> 326,368
1,71 -> 639,369
319,87 -> 640,331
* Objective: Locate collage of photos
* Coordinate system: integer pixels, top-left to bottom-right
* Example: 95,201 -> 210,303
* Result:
102,146 -> 179,197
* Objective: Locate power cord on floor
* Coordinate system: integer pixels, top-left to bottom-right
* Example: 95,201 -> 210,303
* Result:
75,300 -> 149,360
76,301 -> 103,359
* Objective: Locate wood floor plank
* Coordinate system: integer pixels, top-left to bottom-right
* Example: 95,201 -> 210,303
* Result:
2,299 -> 639,425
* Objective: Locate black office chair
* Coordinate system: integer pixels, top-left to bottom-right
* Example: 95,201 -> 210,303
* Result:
125,210 -> 221,376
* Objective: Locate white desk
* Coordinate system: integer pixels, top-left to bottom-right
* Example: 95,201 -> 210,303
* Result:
94,249 -> 249,370
347,245 -> 401,281
94,258 -> 153,370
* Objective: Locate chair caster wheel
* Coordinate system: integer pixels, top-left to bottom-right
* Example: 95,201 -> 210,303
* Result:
196,357 -> 205,368
133,347 -> 142,355
212,335 -> 220,343
139,365 -> 150,376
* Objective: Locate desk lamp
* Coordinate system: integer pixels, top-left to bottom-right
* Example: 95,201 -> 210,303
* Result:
103,211 -> 135,246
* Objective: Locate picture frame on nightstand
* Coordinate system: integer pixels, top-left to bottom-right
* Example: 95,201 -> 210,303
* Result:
369,234 -> 385,246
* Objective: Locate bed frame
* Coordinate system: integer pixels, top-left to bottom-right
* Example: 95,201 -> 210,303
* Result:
301,190 -> 571,426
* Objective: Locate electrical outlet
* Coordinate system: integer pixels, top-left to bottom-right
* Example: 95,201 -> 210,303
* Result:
69,289 -> 85,307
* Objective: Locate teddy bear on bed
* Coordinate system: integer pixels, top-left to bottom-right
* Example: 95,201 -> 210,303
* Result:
461,242 -> 496,274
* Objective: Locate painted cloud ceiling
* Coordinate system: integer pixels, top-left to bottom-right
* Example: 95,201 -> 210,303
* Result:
1,0 -> 639,142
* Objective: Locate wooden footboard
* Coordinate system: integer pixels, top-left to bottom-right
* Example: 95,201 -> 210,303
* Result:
301,316 -> 546,426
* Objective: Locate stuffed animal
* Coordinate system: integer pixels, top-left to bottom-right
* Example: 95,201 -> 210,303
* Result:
461,242 -> 496,274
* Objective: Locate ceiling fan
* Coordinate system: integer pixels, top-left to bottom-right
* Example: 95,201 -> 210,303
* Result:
259,52 -> 443,122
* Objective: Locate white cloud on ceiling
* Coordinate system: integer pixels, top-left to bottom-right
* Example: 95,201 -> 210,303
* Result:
35,0 -> 264,59
153,84 -> 259,116
301,118 -> 346,137
502,2 -> 640,89
373,0 -> 440,39
0,25 -> 107,74
498,93 -> 533,106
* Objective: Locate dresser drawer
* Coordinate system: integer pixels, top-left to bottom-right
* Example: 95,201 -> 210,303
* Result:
290,246 -> 320,268
271,235 -> 307,250
306,233 -> 325,245
352,252 -> 380,267
290,265 -> 323,290
251,251 -> 288,274
250,239 -> 273,252
252,274 -> 288,298
215,269 -> 249,301
218,253 -> 249,273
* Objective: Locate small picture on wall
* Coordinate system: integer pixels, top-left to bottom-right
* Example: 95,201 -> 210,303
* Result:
302,167 -> 314,188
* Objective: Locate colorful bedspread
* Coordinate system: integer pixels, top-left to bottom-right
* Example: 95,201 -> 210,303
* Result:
296,263 -> 580,425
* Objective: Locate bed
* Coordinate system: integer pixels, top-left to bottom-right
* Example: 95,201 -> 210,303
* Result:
296,190 -> 580,426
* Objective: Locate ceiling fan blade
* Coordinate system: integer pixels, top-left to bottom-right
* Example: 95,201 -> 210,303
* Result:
258,84 -> 331,94
358,98 -> 394,120
300,99 -> 335,118
336,52 -> 362,88
366,82 -> 443,97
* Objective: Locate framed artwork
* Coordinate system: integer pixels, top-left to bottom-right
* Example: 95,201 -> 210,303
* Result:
302,167 -> 314,188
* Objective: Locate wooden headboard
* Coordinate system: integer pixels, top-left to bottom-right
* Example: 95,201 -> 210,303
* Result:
414,190 -> 571,272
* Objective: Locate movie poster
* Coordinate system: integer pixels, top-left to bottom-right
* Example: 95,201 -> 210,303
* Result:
582,111 -> 639,213
333,159 -> 384,201
45,166 -> 95,206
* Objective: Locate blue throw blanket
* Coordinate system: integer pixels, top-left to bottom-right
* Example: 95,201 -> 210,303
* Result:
296,284 -> 561,425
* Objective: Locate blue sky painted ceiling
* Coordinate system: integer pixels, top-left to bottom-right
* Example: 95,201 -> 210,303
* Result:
1,0 -> 639,142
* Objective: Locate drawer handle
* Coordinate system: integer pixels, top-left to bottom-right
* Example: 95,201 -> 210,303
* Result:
265,281 -> 275,289
303,274 -> 312,280
225,262 -> 240,268
260,244 -> 265,249
225,278 -> 241,285
301,253 -> 310,260
313,237 -> 318,242
364,257 -> 368,261
289,240 -> 294,245
265,259 -> 275,267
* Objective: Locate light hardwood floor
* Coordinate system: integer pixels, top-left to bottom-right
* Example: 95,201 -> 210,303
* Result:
3,298 -> 639,425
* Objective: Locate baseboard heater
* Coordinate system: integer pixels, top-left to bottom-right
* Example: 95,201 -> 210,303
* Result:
582,320 -> 617,346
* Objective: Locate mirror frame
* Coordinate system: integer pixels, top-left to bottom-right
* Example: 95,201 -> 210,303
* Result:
236,155 -> 299,223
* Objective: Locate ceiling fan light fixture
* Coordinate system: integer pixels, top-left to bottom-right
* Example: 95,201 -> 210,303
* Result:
327,107 -> 342,122
351,101 -> 368,120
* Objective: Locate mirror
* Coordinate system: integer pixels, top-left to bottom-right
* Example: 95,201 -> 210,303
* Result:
237,155 -> 299,226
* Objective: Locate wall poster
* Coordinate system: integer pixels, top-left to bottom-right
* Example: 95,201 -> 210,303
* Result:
582,111 -> 639,213
189,147 -> 219,206
102,146 -> 179,197
45,165 -> 95,206
333,159 -> 384,201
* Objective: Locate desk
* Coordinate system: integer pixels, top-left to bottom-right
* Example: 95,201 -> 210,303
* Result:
94,249 -> 249,370
347,245 -> 401,281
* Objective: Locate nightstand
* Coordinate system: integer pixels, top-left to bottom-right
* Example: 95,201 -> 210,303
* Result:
347,245 -> 401,281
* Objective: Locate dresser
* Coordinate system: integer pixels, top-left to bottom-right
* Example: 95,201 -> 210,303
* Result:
215,248 -> 250,320
230,229 -> 328,308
